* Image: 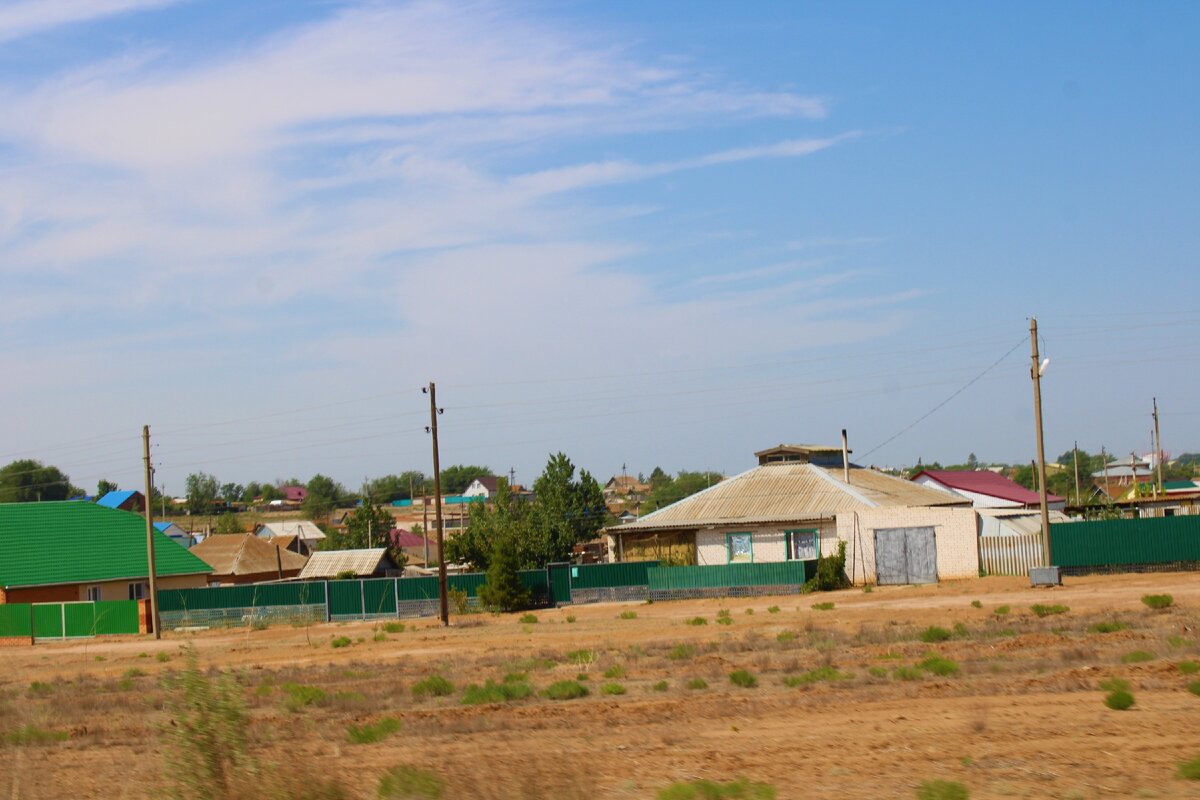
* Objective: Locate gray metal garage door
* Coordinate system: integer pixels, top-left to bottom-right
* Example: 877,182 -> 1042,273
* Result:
874,527 -> 938,585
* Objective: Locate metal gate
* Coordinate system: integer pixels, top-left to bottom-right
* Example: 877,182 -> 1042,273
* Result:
874,527 -> 938,585
546,563 -> 572,606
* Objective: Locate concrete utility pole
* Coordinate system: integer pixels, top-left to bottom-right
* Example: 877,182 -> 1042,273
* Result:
1153,397 -> 1164,498
1029,318 -> 1052,566
425,382 -> 450,626
142,426 -> 161,640
1073,442 -> 1081,507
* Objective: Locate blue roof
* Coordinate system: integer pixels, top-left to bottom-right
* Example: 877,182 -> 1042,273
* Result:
154,521 -> 171,532
96,490 -> 139,509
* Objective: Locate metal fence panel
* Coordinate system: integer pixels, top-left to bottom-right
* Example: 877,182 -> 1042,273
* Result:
92,600 -> 141,635
1052,516 -> 1200,569
0,603 -> 32,637
157,582 -> 321,612
32,604 -> 64,638
446,573 -> 486,597
362,579 -> 397,617
570,561 -> 659,589
397,576 -> 441,601
980,533 -> 1043,576
647,561 -> 808,592
518,569 -> 550,604
328,580 -> 365,617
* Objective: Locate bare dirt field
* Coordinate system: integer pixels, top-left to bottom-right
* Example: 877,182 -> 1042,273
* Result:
3,572 -> 1200,799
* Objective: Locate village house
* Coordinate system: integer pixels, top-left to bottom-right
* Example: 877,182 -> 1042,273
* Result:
255,520 -> 326,551
189,533 -> 309,585
911,469 -> 1066,511
297,548 -> 401,580
96,489 -> 145,513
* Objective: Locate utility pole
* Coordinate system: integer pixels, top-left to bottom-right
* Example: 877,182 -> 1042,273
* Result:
422,482 -> 429,567
424,382 -> 449,626
1029,318 -> 1052,566
142,426 -> 161,640
1072,441 -> 1081,507
1152,397 -> 1164,498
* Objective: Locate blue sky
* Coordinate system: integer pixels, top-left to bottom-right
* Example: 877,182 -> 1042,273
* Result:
0,0 -> 1197,494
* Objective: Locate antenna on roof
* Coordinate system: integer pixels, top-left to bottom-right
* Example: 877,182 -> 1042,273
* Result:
841,429 -> 851,484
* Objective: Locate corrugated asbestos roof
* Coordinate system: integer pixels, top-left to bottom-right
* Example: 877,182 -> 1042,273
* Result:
609,463 -> 968,534
0,502 -> 212,588
258,520 -> 326,541
298,548 -> 389,579
190,534 -> 308,577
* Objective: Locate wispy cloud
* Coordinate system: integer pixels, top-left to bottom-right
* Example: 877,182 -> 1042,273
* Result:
0,0 -> 178,43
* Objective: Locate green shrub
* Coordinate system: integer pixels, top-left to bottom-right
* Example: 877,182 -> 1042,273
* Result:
652,680 -> 669,692
1187,681 -> 1200,697
919,656 -> 960,677
993,605 -> 1009,616
862,585 -> 874,594
1030,604 -> 1069,617
1120,650 -> 1155,664
566,615 -> 576,623
744,608 -> 754,615
411,675 -> 454,699
377,765 -> 445,799
805,540 -> 849,592
603,664 -> 626,679
717,608 -> 731,619
519,613 -> 539,624
919,626 -> 952,643
477,532 -> 531,612
767,606 -> 780,614
1178,661 -> 1200,675
447,587 -> 470,616
686,678 -> 708,690
970,600 -> 982,609
566,649 -> 596,665
1141,594 -> 1174,610
373,631 -> 388,642
868,667 -> 888,678
686,617 -> 708,626
1168,634 -> 1188,648
656,778 -> 776,799
577,673 -> 589,681
1104,689 -> 1135,710
811,602 -> 835,611
1088,620 -> 1129,634
619,610 -> 638,620
383,622 -> 405,634
4,725 -> 69,746
601,682 -> 627,696
542,680 -> 588,700
1099,677 -> 1130,692
915,779 -> 969,800
783,667 -> 850,686
952,622 -> 969,638
460,679 -> 533,705
776,631 -> 796,643
729,669 -> 758,688
717,616 -> 733,626
668,644 -> 695,660
331,636 -> 353,649
283,683 -> 328,712
28,681 -> 53,696
892,666 -> 924,681
1180,756 -> 1200,780
162,650 -> 250,797
156,651 -> 171,663
347,717 -> 401,744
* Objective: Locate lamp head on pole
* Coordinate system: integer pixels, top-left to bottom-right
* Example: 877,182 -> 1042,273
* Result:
1038,357 -> 1050,377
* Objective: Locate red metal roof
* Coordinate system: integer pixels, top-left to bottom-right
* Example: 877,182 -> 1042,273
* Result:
912,470 -> 1063,505
389,528 -> 427,548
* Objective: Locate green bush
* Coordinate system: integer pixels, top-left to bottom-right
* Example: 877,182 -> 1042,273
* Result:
805,540 -> 849,592
411,675 -> 454,699
993,605 -> 1010,616
919,626 -> 952,643
656,778 -> 776,799
892,666 -> 924,681
717,608 -> 731,619
952,622 -> 969,638
4,725 -> 69,746
477,532 -> 531,612
652,680 -> 669,692
1104,689 -> 1135,710
1120,650 -> 1155,664
460,679 -> 532,705
1178,661 -> 1200,675
811,602 -> 835,611
668,644 -> 695,660
767,606 -> 780,614
729,670 -> 758,688
716,616 -> 733,626
566,615 -> 576,623
603,664 -> 626,679
776,631 -> 796,643
1141,594 -> 1174,610
1030,604 -> 1069,617
970,600 -> 982,609
347,717 -> 401,744
686,678 -> 708,690
686,617 -> 708,626
919,656 -> 960,677
1187,681 -> 1200,697
915,779 -> 969,800
1088,620 -> 1129,634
862,584 -> 873,593
1180,756 -> 1200,780
1099,677 -> 1130,692
28,681 -> 53,696
283,683 -> 328,712
447,587 -> 470,616
542,680 -> 589,700
619,610 -> 638,620
156,651 -> 171,663
383,622 -> 405,634
783,667 -> 850,686
161,650 -> 250,798
868,666 -> 888,678
601,682 -> 627,696
519,613 -> 539,624
331,636 -> 353,649
377,765 -> 445,799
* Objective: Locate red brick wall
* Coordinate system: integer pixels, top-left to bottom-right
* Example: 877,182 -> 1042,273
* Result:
5,585 -> 78,604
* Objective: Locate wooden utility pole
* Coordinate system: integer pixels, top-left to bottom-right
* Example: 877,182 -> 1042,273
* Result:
1029,318 -> 1052,566
1152,397 -> 1164,498
422,483 -> 429,567
142,426 -> 161,640
425,383 -> 449,626
1072,441 -> 1081,506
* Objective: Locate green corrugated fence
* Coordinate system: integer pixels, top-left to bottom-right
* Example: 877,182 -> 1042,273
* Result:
1052,516 -> 1200,573
157,582 -> 325,612
0,601 -> 141,640
0,603 -> 33,638
647,561 -> 811,599
570,561 -> 658,589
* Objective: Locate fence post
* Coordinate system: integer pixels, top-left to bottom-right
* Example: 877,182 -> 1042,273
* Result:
394,578 -> 401,619
324,581 -> 331,623
359,579 -> 366,620
61,603 -> 66,640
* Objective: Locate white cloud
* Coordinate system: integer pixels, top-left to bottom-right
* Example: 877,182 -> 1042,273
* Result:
0,0 -> 177,43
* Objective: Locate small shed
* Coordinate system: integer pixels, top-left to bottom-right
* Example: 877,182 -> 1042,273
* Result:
298,549 -> 399,580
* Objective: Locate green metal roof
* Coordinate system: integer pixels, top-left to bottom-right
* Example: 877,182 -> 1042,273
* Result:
0,502 -> 211,589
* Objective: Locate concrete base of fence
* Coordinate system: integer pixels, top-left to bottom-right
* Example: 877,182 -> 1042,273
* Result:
161,604 -> 325,630
1059,561 -> 1200,577
569,586 -> 648,605
648,584 -> 804,602
0,636 -> 33,647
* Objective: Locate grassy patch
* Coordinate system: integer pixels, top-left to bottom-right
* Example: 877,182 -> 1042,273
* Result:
601,682 -> 627,696
915,779 -> 969,800
28,681 -> 54,696
729,669 -> 758,688
382,622 -> 405,634
862,585 -> 874,593
686,678 -> 708,690
783,667 -> 850,686
1088,620 -> 1129,634
1178,661 -> 1200,675
1030,604 -> 1069,617
717,609 -> 732,619
1180,756 -> 1200,781
518,613 -> 538,624
686,617 -> 708,626
1120,650 -> 1156,664
970,600 -> 982,609
868,666 -> 888,678
542,680 -> 589,700
411,675 -> 455,699
156,651 -> 171,663
330,636 -> 353,649
377,764 -> 445,799
1104,689 -> 1135,710
767,606 -> 780,614
460,679 -> 533,705
347,717 -> 401,744
811,602 -> 835,611
776,631 -> 796,643
1099,677 -> 1130,692
652,680 -> 669,692
4,725 -> 69,746
1142,593 -> 1174,610
919,656 -> 960,677
993,605 -> 1010,616
919,626 -> 952,643
565,615 -> 576,623
668,644 -> 695,660
1187,681 -> 1200,697
892,666 -> 924,681
565,649 -> 596,666
618,610 -> 638,620
716,616 -> 734,626
603,664 -> 627,679
656,778 -> 776,799
282,683 -> 327,712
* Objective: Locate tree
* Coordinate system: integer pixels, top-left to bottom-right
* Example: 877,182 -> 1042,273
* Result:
438,464 -> 491,495
477,531 -> 531,612
445,479 -> 531,570
966,453 -> 979,470
365,471 -> 429,503
0,459 -> 80,503
97,479 -> 119,497
215,513 -> 242,534
331,498 -> 395,551
220,483 -> 244,505
303,474 -> 344,517
648,466 -> 669,488
645,470 -> 724,512
185,472 -> 220,515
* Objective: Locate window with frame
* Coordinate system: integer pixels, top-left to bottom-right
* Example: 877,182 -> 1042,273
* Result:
726,532 -> 753,563
127,582 -> 148,601
85,585 -> 102,602
786,529 -> 818,561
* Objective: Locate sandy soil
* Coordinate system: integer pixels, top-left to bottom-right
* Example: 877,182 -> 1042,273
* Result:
2,572 -> 1200,799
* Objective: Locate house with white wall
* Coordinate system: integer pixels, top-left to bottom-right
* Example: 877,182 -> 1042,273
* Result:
911,469 -> 1066,511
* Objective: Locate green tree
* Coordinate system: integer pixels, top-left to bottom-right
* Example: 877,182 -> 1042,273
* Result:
329,498 -> 395,550
438,465 -> 491,495
966,453 -> 979,469
648,466 -> 670,488
185,472 -> 220,515
220,483 -> 244,505
365,471 -> 429,503
303,474 -> 344,517
530,452 -> 605,560
0,459 -> 80,502
645,470 -> 724,512
215,513 -> 242,534
96,479 -> 119,498
445,479 -> 533,570
477,531 -> 531,612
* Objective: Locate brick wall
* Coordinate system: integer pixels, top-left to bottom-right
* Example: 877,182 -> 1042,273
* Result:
835,507 -> 979,584
695,522 -> 836,566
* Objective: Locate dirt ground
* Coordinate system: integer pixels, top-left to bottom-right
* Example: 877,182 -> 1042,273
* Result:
3,572 -> 1200,799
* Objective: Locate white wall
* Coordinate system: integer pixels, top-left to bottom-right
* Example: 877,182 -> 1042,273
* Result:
835,507 -> 980,585
694,523 -> 837,565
